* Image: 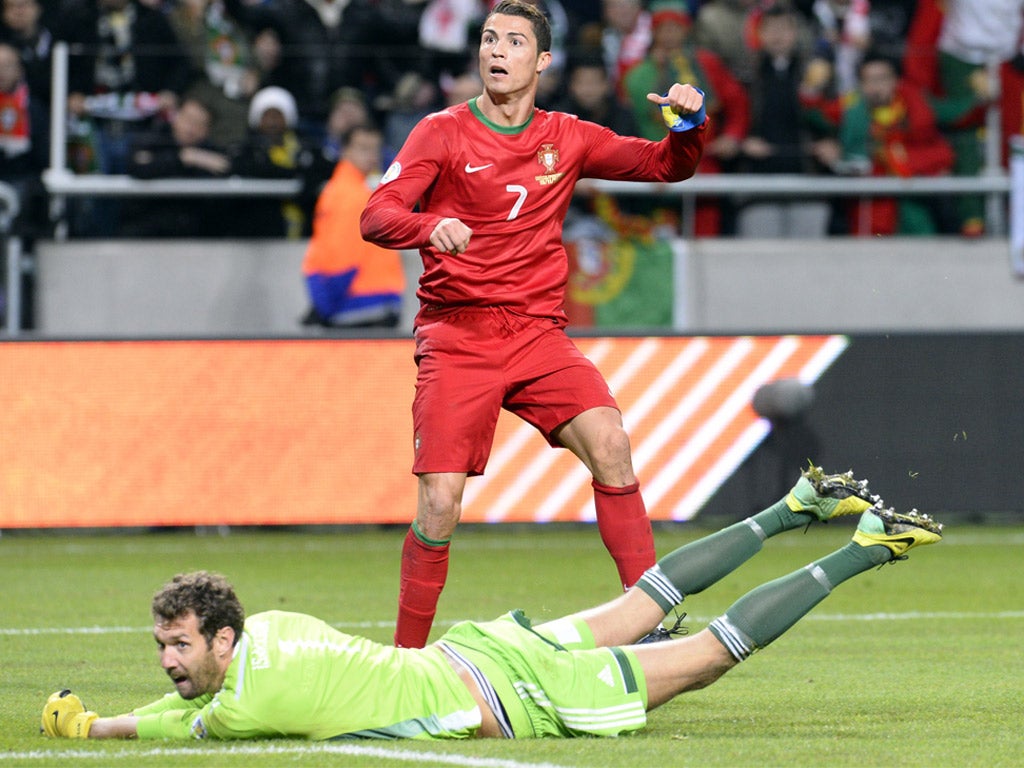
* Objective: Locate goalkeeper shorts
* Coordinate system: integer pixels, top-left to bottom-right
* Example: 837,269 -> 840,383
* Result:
438,611 -> 648,738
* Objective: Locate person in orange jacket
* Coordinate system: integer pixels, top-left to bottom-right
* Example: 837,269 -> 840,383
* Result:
302,123 -> 406,328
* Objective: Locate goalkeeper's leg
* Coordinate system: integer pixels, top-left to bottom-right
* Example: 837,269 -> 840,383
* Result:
642,465 -> 878,607
635,466 -> 878,639
539,466 -> 880,647
636,507 -> 943,709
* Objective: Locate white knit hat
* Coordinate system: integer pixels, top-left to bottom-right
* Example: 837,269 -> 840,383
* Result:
247,86 -> 298,129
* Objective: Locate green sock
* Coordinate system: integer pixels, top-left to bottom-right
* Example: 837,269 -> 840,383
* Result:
817,539 -> 892,579
637,494 -> 818,612
637,518 -> 767,612
635,494 -> 830,614
708,542 -> 884,660
750,495 -> 817,537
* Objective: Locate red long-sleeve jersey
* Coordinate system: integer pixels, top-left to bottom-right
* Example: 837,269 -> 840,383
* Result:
360,99 -> 706,325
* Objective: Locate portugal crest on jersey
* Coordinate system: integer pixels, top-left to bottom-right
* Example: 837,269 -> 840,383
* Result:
535,143 -> 564,186
537,143 -> 558,172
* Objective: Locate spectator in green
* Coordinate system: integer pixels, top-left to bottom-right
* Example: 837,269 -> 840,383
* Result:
808,51 -> 954,235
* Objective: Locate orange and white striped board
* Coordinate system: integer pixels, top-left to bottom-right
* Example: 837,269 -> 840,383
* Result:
0,335 -> 846,528
464,334 -> 849,522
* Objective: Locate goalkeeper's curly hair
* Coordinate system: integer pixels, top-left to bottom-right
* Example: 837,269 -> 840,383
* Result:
151,571 -> 245,647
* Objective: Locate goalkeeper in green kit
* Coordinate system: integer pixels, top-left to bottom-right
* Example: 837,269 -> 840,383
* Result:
42,467 -> 942,741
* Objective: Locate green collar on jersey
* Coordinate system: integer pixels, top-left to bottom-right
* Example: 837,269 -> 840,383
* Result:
468,96 -> 534,134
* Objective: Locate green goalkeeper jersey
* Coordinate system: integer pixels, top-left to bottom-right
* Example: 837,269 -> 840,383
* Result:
131,610 -> 481,740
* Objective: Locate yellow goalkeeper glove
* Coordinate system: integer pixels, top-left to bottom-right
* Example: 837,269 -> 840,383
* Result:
41,689 -> 98,738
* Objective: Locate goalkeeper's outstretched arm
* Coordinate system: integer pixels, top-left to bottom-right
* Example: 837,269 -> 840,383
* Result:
87,715 -> 138,739
40,690 -> 137,739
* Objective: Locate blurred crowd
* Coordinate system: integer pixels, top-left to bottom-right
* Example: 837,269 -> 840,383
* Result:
2,0 -> 1024,244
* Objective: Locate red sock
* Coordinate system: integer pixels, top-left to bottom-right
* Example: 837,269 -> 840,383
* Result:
394,525 -> 450,648
592,480 -> 656,590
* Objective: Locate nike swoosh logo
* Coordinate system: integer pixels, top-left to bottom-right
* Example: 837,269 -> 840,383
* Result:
464,163 -> 493,173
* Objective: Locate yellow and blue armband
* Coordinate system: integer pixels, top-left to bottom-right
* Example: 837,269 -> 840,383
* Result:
660,88 -> 706,132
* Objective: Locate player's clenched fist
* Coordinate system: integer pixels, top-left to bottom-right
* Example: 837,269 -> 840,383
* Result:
41,689 -> 98,738
430,217 -> 473,255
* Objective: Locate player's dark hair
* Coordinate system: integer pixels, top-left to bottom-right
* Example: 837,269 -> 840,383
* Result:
152,571 -> 245,647
486,0 -> 552,54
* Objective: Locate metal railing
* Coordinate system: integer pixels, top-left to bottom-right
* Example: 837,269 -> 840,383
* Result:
42,43 -> 1013,233
1011,135 -> 1024,276
44,42 -> 301,239
0,182 -> 22,335
42,170 -> 302,198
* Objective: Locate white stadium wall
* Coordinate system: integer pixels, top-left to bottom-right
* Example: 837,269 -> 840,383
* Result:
31,237 -> 1024,336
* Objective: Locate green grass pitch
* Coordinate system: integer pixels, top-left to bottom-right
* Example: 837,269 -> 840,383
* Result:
1,522 -> 1021,767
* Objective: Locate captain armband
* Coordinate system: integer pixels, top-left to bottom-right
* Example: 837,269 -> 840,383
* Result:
660,88 -> 706,133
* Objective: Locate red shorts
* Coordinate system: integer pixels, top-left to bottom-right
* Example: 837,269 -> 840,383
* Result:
411,307 -> 619,475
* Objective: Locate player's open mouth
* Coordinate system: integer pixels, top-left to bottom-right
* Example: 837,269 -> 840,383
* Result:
489,66 -> 508,77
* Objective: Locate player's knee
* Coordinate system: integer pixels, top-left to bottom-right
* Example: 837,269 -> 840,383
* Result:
589,427 -> 635,484
416,481 -> 463,538
416,503 -> 460,541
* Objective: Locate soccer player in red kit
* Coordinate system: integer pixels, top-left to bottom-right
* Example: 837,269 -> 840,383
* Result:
360,0 -> 708,648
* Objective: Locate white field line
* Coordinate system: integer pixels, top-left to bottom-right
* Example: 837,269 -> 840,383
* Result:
0,742 -> 576,766
3,609 -> 1023,638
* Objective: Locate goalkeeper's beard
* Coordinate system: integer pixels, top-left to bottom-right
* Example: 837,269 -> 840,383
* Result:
168,649 -> 223,699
